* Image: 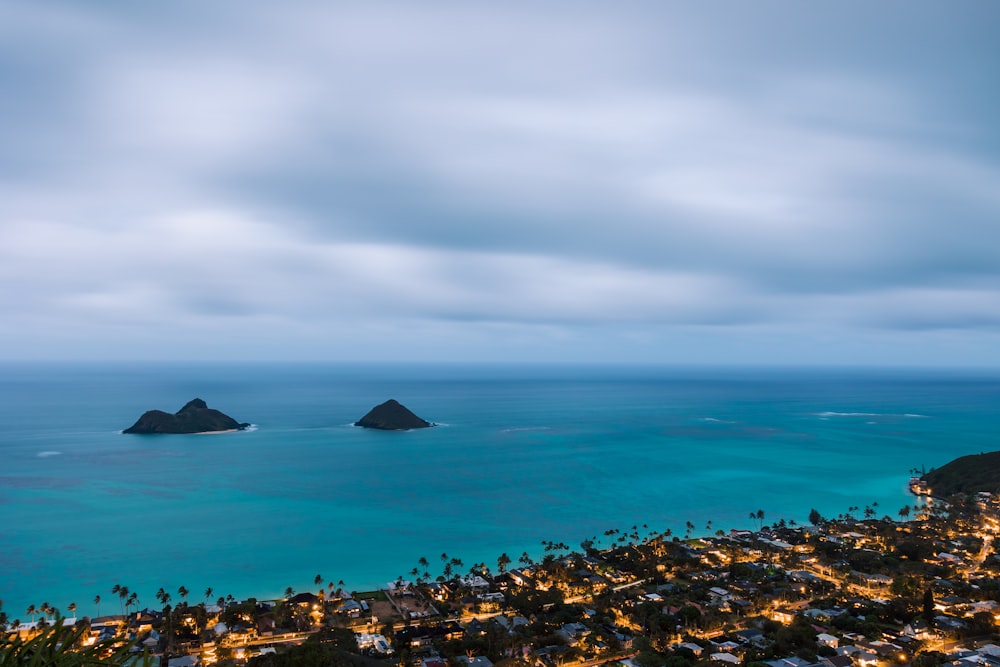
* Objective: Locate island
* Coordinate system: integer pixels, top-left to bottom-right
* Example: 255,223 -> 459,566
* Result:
355,399 -> 432,430
122,398 -> 250,434
920,450 -> 1000,496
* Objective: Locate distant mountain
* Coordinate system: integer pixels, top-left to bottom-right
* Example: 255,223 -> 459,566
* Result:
123,398 -> 250,434
921,451 -> 1000,496
355,399 -> 432,430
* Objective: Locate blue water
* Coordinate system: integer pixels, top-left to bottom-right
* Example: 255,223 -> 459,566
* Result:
1,363 -> 998,621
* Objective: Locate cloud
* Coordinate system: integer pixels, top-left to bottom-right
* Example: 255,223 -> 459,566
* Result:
1,2 -> 999,363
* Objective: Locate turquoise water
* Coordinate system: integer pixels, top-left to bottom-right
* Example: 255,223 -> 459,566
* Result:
1,363 -> 998,621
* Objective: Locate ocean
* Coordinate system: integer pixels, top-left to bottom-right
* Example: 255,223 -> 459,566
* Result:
1,363 -> 998,621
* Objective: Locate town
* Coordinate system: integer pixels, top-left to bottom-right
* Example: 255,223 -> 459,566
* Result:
6,489 -> 1000,667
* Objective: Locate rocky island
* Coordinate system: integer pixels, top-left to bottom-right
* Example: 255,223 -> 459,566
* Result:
355,399 -> 432,430
123,398 -> 250,434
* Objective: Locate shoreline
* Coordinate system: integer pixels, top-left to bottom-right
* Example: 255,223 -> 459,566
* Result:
3,365 -> 990,626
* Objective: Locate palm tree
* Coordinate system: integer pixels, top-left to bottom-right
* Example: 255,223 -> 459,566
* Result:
113,584 -> 129,617
497,552 -> 511,574
156,588 -> 171,607
126,592 -> 138,617
177,586 -> 189,606
284,586 -> 294,599
204,587 -> 213,603
67,602 -> 76,619
314,574 -> 323,588
94,595 -> 101,617
26,604 -> 36,622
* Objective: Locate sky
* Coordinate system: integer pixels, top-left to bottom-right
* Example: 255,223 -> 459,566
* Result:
1,2 -> 999,365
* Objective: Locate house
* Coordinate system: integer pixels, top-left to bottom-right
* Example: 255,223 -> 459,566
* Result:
854,652 -> 878,667
288,592 -> 319,606
387,580 -> 414,594
733,628 -> 766,647
168,657 -> 199,667
820,656 -> 854,667
772,608 -> 797,624
678,642 -> 704,656
709,639 -> 741,653
356,633 -> 394,655
711,653 -> 741,664
338,599 -> 363,617
460,575 -> 491,592
557,622 -> 591,645
455,657 -> 494,667
766,657 -> 821,667
494,615 -> 529,633
507,568 -> 534,587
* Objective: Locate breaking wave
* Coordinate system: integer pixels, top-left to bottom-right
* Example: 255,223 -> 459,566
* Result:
815,411 -> 928,418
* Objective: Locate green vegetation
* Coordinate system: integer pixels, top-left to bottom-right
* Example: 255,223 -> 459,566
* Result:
248,628 -> 363,667
351,591 -> 387,602
0,615 -> 151,667
922,451 -> 1000,495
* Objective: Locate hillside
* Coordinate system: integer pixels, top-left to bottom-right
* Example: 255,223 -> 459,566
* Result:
921,450 -> 1000,496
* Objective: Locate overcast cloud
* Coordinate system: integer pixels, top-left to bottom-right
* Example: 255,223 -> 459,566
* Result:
2,1 -> 998,364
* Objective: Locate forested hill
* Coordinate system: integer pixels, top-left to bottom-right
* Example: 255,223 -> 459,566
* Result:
922,450 -> 1000,496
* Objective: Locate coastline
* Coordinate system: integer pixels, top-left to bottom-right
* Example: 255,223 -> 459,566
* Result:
2,363 -> 996,621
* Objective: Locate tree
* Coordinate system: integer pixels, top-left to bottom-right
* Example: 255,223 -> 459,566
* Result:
0,614 -> 153,667
93,595 -> 101,618
497,553 -> 512,574
113,585 -> 129,617
922,588 -> 935,624
899,506 -> 911,521
177,586 -> 189,606
284,586 -> 295,599
205,587 -> 214,602
808,509 -> 823,525
314,574 -> 323,587
126,592 -> 138,617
